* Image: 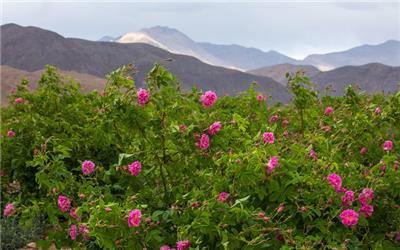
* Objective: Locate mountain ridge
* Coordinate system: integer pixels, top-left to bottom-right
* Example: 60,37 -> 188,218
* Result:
1,23 -> 290,102
104,25 -> 400,71
248,62 -> 400,95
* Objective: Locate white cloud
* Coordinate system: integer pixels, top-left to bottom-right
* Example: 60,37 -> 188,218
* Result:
2,1 -> 399,59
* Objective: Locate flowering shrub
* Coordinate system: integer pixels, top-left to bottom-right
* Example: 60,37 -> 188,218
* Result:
1,65 -> 399,249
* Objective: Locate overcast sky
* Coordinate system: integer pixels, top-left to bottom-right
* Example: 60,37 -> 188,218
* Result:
2,0 -> 399,59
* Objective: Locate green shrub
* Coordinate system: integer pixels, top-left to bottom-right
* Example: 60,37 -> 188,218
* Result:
1,65 -> 399,249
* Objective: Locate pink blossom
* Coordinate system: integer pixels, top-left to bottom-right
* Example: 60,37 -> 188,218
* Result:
360,147 -> 367,155
196,134 -> 209,150
79,224 -> 90,239
340,209 -> 359,227
277,204 -> 285,213
105,207 -> 112,212
283,130 -> 289,138
269,115 -> 279,123
208,122 -> 222,135
200,91 -> 218,108
129,161 -> 142,176
176,240 -> 190,250
7,130 -> 15,137
375,107 -> 381,114
3,203 -> 15,217
327,173 -> 342,191
258,212 -> 265,218
324,106 -> 333,115
70,207 -> 81,221
383,140 -> 393,151
217,192 -> 229,202
360,204 -> 374,218
192,201 -> 199,208
160,246 -> 172,250
15,98 -> 24,104
359,188 -> 374,205
82,160 -> 95,175
341,190 -> 355,207
70,224 -> 77,240
262,132 -> 274,144
267,156 -> 279,173
58,195 -> 71,212
79,194 -> 86,200
137,88 -> 149,107
309,149 -> 318,161
257,95 -> 266,102
282,119 -> 289,127
128,209 -> 142,227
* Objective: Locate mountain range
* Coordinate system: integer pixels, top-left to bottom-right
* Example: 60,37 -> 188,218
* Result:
248,63 -> 400,95
1,23 -> 290,103
101,26 -> 400,71
1,23 -> 399,105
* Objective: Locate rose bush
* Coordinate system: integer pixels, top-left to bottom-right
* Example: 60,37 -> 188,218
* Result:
1,65 -> 399,249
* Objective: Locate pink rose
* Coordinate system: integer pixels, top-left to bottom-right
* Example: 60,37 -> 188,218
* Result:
341,190 -> 355,207
196,134 -> 209,150
360,204 -> 374,218
3,203 -> 15,217
137,88 -> 149,107
340,209 -> 359,227
200,91 -> 218,108
262,132 -> 274,144
324,106 -> 333,115
128,209 -> 142,227
70,224 -> 77,240
15,98 -> 24,104
383,140 -> 393,151
257,95 -> 266,102
129,161 -> 142,176
176,240 -> 190,250
7,130 -> 15,137
70,207 -> 81,221
82,160 -> 95,175
57,195 -> 71,212
327,173 -> 342,192
358,188 -> 374,205
208,122 -> 222,135
217,192 -> 229,202
267,156 -> 279,173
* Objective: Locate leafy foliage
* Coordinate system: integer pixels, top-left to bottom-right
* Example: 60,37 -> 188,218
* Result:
1,65 -> 399,249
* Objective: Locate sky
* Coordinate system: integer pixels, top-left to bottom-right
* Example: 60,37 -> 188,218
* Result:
2,0 -> 400,59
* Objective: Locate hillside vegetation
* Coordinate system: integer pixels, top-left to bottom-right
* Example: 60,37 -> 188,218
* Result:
1,65 -> 399,249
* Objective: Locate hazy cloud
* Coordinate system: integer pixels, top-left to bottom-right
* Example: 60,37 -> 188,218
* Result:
2,1 -> 399,59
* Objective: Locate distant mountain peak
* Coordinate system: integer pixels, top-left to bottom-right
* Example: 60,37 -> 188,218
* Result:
98,36 -> 116,42
114,26 -> 298,70
304,39 -> 400,70
141,25 -> 183,34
